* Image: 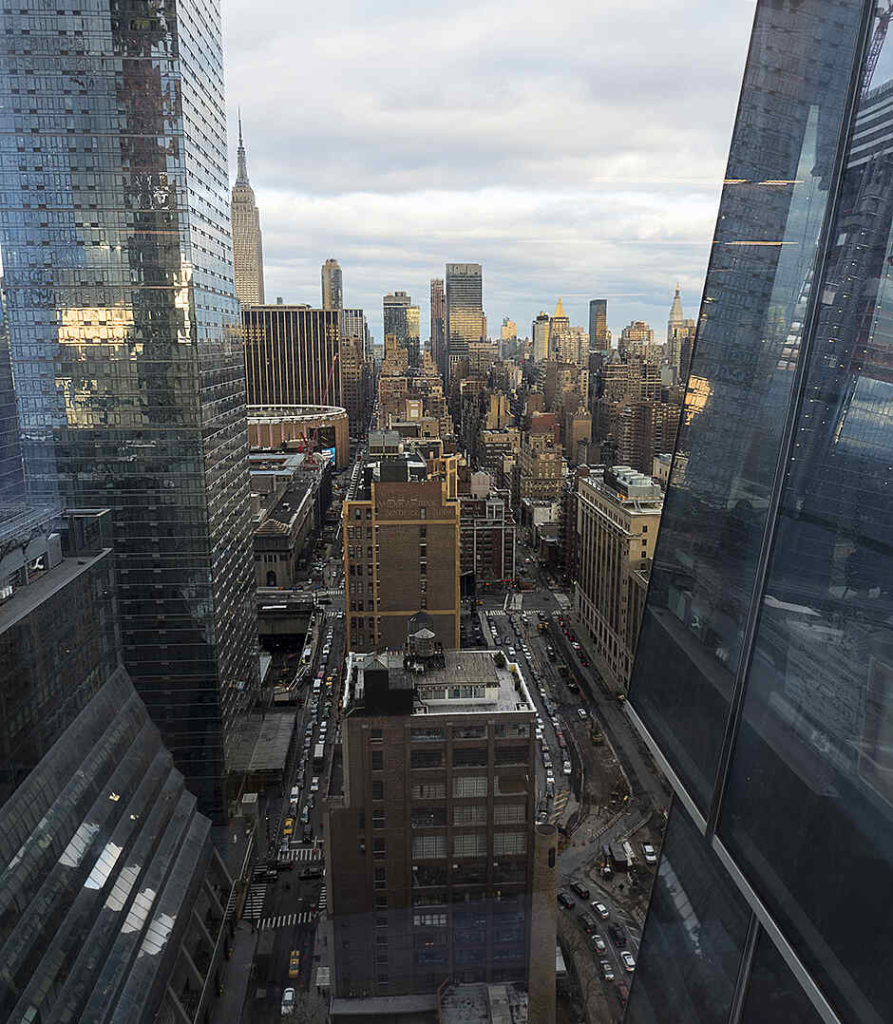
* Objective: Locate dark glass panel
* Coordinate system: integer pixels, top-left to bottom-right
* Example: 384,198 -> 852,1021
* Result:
739,932 -> 824,1024
720,11 -> 893,1023
629,0 -> 866,811
625,804 -> 750,1024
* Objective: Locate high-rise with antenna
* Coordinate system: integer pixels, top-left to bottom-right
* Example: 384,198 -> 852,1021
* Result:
231,113 -> 266,306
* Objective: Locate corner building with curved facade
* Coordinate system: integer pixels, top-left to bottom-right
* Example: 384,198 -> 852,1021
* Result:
626,3 -> 893,1023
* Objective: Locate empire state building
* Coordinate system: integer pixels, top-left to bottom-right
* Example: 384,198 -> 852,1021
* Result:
230,118 -> 265,306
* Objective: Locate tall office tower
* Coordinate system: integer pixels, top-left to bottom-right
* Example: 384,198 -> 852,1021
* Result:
548,297 -> 571,360
326,636 -> 556,1014
445,263 -> 484,376
343,454 -> 460,652
431,278 -> 446,377
666,284 -> 696,383
231,117 -> 265,307
322,258 -> 344,310
383,290 -> 422,366
626,3 -> 893,1023
243,305 -> 343,407
532,311 -> 551,361
589,298 -> 608,350
0,0 -> 258,818
0,510 -> 232,1023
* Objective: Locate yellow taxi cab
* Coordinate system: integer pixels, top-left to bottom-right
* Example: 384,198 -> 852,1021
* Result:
283,817 -> 295,837
288,950 -> 301,978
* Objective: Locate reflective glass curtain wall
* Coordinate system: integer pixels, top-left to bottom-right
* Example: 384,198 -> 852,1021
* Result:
628,0 -> 893,1022
0,0 -> 258,820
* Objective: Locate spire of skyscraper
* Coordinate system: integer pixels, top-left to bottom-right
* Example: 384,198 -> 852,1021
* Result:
668,282 -> 684,325
236,109 -> 249,185
231,111 -> 265,305
554,296 -> 566,319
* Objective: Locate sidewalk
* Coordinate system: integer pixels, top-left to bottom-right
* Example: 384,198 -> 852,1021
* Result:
211,919 -> 258,1024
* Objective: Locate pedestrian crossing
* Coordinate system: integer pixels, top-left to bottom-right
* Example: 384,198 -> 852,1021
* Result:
243,882 -> 267,920
279,846 -> 324,863
259,910 -> 315,930
550,790 -> 570,823
318,885 -> 327,913
486,609 -> 507,617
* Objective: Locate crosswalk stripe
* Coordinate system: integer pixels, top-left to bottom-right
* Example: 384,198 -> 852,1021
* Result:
259,911 -> 315,931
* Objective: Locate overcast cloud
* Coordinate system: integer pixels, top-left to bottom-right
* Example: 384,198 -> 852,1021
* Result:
223,0 -> 756,343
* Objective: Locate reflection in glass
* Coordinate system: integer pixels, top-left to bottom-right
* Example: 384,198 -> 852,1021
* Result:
628,0 -> 866,811
625,804 -> 750,1024
739,932 -> 823,1024
720,11 -> 893,1022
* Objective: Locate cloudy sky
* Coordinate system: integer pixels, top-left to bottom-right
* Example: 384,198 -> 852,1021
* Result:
223,0 -> 756,344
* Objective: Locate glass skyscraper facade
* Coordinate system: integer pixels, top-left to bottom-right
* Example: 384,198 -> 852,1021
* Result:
627,2 -> 893,1022
0,0 -> 257,820
0,513 -> 231,1024
445,263 -> 483,376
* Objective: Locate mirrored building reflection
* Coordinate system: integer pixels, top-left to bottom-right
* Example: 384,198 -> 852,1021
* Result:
0,0 -> 258,819
628,2 -> 893,1023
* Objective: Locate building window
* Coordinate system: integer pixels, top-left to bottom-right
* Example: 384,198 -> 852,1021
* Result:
419,507 -> 427,520
420,596 -> 428,609
412,834 -> 447,859
374,838 -> 386,859
411,781 -> 446,800
454,833 -> 487,858
411,727 -> 445,742
372,811 -> 385,829
420,562 -> 427,576
372,779 -> 384,800
370,728 -> 383,743
494,802 -> 526,825
419,526 -> 427,538
374,867 -> 387,890
411,749 -> 444,769
420,544 -> 427,557
494,832 -> 527,856
375,894 -> 388,910
453,804 -> 487,826
453,775 -> 488,798
371,750 -> 383,771
414,912 -> 447,927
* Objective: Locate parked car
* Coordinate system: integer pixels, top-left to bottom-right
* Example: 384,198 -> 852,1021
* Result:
562,760 -> 572,776
620,951 -> 636,972
577,707 -> 589,720
609,923 -> 626,948
310,776 -> 320,793
642,842 -> 658,865
592,900 -> 609,919
570,881 -> 590,900
591,933 -> 607,953
600,960 -> 615,982
557,890 -> 575,909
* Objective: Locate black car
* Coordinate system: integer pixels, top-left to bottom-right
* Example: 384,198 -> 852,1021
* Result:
570,881 -> 590,900
557,890 -> 575,909
609,923 -> 627,948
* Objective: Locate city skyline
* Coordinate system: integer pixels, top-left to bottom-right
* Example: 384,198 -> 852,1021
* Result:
223,0 -> 755,342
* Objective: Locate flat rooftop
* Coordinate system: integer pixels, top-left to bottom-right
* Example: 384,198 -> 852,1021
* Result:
351,649 -> 534,716
227,710 -> 296,774
0,549 -> 108,634
439,983 -> 528,1024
